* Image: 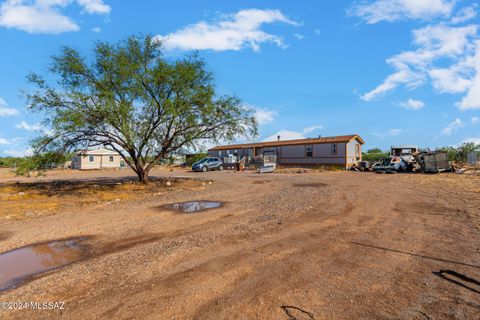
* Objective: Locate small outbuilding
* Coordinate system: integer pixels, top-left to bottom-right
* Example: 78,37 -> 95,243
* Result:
72,148 -> 125,170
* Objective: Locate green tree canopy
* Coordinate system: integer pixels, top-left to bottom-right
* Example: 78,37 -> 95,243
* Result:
26,35 -> 257,183
366,148 -> 383,154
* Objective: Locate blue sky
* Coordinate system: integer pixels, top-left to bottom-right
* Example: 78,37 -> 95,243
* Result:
1,0 -> 480,156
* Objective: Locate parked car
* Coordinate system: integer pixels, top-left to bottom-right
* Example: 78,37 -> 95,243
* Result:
372,156 -> 405,173
192,157 -> 224,172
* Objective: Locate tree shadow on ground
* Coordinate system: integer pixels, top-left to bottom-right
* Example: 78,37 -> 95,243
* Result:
280,305 -> 315,320
0,176 -> 172,197
433,270 -> 480,294
350,242 -> 480,270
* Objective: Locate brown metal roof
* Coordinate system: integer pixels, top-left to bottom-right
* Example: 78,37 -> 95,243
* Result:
209,134 -> 365,151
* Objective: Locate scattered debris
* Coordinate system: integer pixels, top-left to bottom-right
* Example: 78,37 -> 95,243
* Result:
258,165 -> 275,174
370,146 -> 453,174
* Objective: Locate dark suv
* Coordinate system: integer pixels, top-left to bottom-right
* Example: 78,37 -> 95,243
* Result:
192,157 -> 224,172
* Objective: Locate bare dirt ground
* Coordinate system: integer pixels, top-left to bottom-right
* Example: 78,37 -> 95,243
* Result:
0,168 -> 479,319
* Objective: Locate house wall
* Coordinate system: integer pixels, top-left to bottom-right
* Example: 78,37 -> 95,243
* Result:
209,142 -> 359,167
275,142 -> 347,166
346,140 -> 362,166
74,154 -> 122,170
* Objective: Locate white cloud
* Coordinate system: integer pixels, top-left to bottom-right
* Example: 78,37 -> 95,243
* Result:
361,23 -> 480,107
388,128 -> 403,136
0,0 -> 79,34
398,99 -> 425,110
442,118 -> 464,135
361,69 -> 423,101
263,130 -> 305,142
254,107 -> 277,125
0,136 -> 25,147
463,137 -> 480,145
0,0 -> 110,34
450,5 -> 477,24
16,120 -> 42,131
349,0 -> 455,24
471,116 -> 479,124
91,26 -> 101,33
3,147 -> 33,157
156,9 -> 300,52
76,0 -> 110,14
302,125 -> 324,134
262,125 -> 323,142
0,97 -> 20,116
371,128 -> 403,139
457,44 -> 480,110
429,63 -> 473,94
293,33 -> 305,40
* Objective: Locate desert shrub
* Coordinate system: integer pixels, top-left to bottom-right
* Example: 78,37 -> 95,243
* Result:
362,152 -> 389,162
0,157 -> 22,168
437,143 -> 479,163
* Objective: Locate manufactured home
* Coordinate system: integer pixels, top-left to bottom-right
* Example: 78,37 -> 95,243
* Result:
208,134 -> 365,169
72,148 -> 125,170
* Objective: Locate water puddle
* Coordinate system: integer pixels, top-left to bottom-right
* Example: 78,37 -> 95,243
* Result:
0,238 -> 88,291
162,201 -> 223,213
294,183 -> 328,188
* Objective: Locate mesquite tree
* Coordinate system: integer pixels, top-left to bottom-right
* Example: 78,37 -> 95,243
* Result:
26,35 -> 257,183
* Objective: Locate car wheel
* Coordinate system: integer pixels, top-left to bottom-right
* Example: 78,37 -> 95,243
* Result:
218,165 -> 224,171
202,166 -> 208,172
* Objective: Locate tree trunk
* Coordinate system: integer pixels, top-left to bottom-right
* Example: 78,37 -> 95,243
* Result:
136,168 -> 149,184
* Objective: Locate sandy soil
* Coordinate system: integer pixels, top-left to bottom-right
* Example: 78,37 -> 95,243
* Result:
0,168 -> 479,319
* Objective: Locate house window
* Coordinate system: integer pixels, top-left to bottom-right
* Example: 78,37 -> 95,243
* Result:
89,155 -> 94,162
109,156 -> 114,162
331,143 -> 337,155
355,144 -> 360,159
305,145 -> 313,157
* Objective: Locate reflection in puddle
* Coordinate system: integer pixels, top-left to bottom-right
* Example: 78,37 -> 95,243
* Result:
163,201 -> 223,213
0,238 -> 87,291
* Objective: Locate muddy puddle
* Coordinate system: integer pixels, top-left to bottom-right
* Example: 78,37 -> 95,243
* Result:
252,180 -> 271,184
0,238 -> 88,291
294,183 -> 327,188
162,201 -> 223,213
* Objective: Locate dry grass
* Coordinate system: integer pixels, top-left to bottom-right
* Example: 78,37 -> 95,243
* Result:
0,178 -> 205,220
413,172 -> 480,194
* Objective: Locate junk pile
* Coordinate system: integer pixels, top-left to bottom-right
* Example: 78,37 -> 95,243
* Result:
413,151 -> 451,173
369,146 -> 452,174
450,152 -> 480,174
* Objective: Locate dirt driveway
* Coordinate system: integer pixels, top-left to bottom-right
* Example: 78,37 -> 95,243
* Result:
0,169 -> 479,319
